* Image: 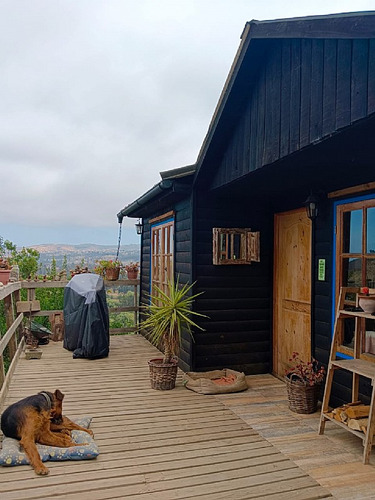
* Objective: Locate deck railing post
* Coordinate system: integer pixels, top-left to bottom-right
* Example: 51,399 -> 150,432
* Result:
13,289 -> 23,342
4,294 -> 16,360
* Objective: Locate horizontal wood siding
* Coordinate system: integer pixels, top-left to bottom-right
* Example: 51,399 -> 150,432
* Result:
192,194 -> 273,374
314,201 -> 334,374
175,198 -> 194,372
139,196 -> 193,372
211,38 -> 375,189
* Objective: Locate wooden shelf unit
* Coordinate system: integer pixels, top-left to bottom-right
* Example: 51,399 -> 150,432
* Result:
318,287 -> 375,464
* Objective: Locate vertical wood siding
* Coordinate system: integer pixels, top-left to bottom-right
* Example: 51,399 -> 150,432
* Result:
211,38 -> 375,189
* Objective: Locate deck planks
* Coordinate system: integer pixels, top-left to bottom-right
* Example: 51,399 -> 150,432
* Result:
0,336 -> 332,499
216,374 -> 375,499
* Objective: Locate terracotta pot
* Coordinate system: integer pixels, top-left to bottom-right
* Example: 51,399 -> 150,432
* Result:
127,270 -> 138,280
0,269 -> 11,285
105,267 -> 120,281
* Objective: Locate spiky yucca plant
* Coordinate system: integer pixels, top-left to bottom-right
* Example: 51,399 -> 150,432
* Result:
140,279 -> 207,364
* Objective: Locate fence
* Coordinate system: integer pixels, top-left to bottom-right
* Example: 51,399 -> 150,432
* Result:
0,278 -> 140,406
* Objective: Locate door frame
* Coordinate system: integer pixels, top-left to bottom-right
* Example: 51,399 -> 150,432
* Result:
273,207 -> 312,377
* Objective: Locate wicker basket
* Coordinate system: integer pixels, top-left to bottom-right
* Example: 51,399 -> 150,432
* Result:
148,358 -> 178,390
285,376 -> 319,414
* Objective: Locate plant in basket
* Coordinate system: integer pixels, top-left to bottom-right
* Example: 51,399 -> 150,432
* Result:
93,260 -> 122,281
285,352 -> 326,414
139,278 -> 207,390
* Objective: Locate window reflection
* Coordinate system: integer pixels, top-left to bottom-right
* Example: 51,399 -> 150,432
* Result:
364,320 -> 375,355
367,207 -> 375,254
342,257 -> 362,287
366,259 -> 375,288
343,210 -> 362,254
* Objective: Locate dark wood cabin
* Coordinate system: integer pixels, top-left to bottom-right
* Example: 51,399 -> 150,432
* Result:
118,11 -> 375,406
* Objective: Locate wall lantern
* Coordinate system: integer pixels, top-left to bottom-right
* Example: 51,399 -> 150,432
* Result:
304,192 -> 319,221
135,219 -> 143,235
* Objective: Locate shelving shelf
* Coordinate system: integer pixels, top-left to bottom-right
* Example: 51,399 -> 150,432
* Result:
318,287 -> 375,465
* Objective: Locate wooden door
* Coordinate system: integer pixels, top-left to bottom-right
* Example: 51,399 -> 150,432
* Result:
273,208 -> 312,378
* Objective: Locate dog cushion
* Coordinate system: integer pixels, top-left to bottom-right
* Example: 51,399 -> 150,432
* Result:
0,417 -> 99,467
183,369 -> 248,394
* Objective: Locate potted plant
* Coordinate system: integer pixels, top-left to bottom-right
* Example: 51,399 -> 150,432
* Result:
124,261 -> 139,280
94,260 -> 122,281
0,257 -> 11,285
139,278 -> 207,390
285,352 -> 325,414
359,286 -> 375,313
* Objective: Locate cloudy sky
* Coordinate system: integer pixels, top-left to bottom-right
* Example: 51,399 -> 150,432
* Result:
0,1 -> 373,247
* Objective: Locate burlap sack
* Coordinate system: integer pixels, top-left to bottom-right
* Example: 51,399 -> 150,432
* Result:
183,368 -> 248,394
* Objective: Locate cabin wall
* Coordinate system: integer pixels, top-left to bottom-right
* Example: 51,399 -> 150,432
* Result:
191,192 -> 273,374
139,195 -> 194,371
211,38 -> 375,190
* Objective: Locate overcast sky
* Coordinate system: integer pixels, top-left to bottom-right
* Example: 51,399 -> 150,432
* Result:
0,1 -> 373,247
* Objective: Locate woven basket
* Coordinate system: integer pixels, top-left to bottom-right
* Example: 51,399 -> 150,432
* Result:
285,376 -> 319,414
148,358 -> 178,390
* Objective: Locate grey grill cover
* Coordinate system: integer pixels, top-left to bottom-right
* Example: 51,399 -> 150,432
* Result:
63,273 -> 109,359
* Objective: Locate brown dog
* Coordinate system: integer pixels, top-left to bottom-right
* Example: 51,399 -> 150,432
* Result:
0,390 -> 85,475
49,390 -> 94,437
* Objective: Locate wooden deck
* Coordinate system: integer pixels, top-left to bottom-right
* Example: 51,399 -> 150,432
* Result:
216,377 -> 375,499
0,335 -> 335,499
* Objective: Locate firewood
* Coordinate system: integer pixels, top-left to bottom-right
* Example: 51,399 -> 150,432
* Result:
340,411 -> 348,422
347,417 -> 369,431
333,408 -> 345,421
346,405 -> 370,419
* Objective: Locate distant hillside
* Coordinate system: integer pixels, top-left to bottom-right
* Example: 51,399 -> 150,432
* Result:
30,243 -> 140,274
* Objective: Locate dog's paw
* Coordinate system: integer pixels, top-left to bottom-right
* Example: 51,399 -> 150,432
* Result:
35,465 -> 49,475
86,429 -> 94,437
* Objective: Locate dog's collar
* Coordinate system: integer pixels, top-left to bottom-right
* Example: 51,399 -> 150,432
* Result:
39,391 -> 53,410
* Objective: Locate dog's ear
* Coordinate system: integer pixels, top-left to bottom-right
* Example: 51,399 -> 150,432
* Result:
54,389 -> 65,401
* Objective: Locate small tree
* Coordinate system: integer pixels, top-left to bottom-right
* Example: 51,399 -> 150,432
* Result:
140,278 -> 207,364
0,236 -> 40,278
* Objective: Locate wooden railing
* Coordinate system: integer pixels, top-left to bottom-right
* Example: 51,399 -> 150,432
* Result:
0,278 -> 140,404
0,281 -> 24,407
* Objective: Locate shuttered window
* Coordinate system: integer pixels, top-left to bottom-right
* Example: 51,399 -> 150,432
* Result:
213,228 -> 260,265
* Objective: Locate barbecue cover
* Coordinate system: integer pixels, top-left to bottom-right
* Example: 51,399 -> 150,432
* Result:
63,273 -> 109,359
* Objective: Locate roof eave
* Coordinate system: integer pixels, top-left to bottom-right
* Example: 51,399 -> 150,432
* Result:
194,11 -> 375,184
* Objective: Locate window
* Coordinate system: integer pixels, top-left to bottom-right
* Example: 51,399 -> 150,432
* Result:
151,216 -> 174,298
213,228 -> 260,265
335,198 -> 375,357
336,200 -> 375,293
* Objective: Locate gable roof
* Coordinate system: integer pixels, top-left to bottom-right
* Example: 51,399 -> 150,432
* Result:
194,11 -> 375,183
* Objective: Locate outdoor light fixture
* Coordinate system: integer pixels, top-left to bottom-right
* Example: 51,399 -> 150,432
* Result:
304,192 -> 319,221
135,219 -> 143,235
